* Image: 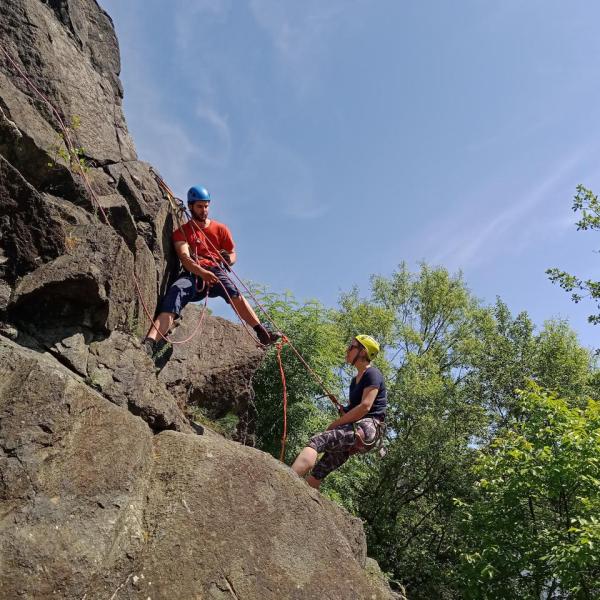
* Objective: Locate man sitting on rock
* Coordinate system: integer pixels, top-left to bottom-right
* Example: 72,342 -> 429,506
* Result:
142,184 -> 279,356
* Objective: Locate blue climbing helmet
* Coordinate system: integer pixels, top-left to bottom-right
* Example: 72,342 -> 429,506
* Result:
187,185 -> 211,204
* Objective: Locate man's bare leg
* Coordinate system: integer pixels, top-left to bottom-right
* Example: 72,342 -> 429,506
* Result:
292,448 -> 322,489
230,295 -> 260,327
292,447 -> 318,477
145,312 -> 176,342
231,295 -> 280,345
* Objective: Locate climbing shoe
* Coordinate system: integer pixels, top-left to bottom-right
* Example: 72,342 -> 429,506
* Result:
253,324 -> 281,346
142,337 -> 156,357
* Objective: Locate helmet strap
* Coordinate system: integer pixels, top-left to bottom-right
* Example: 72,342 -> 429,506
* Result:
351,344 -> 366,366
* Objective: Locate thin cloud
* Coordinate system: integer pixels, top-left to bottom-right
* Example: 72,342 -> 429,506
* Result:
105,2 -> 235,186
135,116 -> 198,185
121,76 -> 204,188
425,149 -> 590,271
249,1 -> 344,58
173,0 -> 232,40
168,1 -> 234,169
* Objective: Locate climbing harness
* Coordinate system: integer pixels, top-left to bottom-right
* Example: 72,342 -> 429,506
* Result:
349,418 -> 387,457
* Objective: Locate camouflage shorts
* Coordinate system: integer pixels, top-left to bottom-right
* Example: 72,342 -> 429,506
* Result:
308,417 -> 380,481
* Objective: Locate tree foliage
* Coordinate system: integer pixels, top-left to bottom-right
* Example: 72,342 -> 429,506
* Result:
251,289 -> 344,462
349,265 -> 489,598
251,264 -> 598,598
547,185 -> 600,329
457,384 -> 600,599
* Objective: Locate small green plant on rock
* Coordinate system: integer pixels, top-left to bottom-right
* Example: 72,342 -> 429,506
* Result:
188,405 -> 239,438
47,115 -> 89,173
125,305 -> 146,338
64,229 -> 82,253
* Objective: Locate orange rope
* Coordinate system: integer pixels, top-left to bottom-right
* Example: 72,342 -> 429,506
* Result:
184,215 -> 343,411
276,337 -> 289,461
1,43 -> 343,438
133,275 -> 209,345
148,135 -> 341,411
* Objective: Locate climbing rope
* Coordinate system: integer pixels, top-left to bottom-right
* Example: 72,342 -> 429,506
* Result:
182,213 -> 344,412
1,43 -> 344,458
0,43 -> 211,347
151,174 -> 347,455
276,337 -> 289,461
151,174 -> 347,444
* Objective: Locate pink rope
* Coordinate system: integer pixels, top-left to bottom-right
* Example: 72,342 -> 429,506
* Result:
0,43 -> 110,224
276,339 -> 289,462
187,220 -> 340,407
0,43 -> 212,346
134,275 -> 209,345
1,43 -> 340,407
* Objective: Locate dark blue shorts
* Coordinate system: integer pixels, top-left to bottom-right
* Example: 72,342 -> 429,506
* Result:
159,267 -> 240,317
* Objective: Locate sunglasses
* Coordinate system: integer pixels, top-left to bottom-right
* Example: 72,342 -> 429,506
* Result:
347,342 -> 360,350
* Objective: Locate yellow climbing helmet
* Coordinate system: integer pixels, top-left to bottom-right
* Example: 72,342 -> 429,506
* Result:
355,334 -> 380,361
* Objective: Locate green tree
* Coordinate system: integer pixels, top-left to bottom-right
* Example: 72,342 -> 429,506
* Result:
534,320 -> 596,402
467,303 -> 597,432
456,384 -> 600,599
547,185 -> 600,330
251,289 -> 344,462
251,265 -> 598,599
467,299 -> 537,431
350,264 -> 490,598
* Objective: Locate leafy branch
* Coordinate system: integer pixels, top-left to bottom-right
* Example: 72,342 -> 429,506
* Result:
547,185 -> 600,327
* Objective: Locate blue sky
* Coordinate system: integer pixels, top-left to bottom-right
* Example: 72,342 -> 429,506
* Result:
99,0 -> 599,350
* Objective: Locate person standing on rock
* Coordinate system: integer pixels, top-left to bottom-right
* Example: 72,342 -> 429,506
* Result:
291,335 -> 387,490
142,185 -> 280,356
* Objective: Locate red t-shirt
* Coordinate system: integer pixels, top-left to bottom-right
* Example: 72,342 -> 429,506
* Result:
172,219 -> 235,267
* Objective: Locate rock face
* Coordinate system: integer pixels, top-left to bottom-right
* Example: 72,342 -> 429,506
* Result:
0,1 -> 398,598
0,0 -> 169,333
0,337 -> 396,599
158,305 -> 265,443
